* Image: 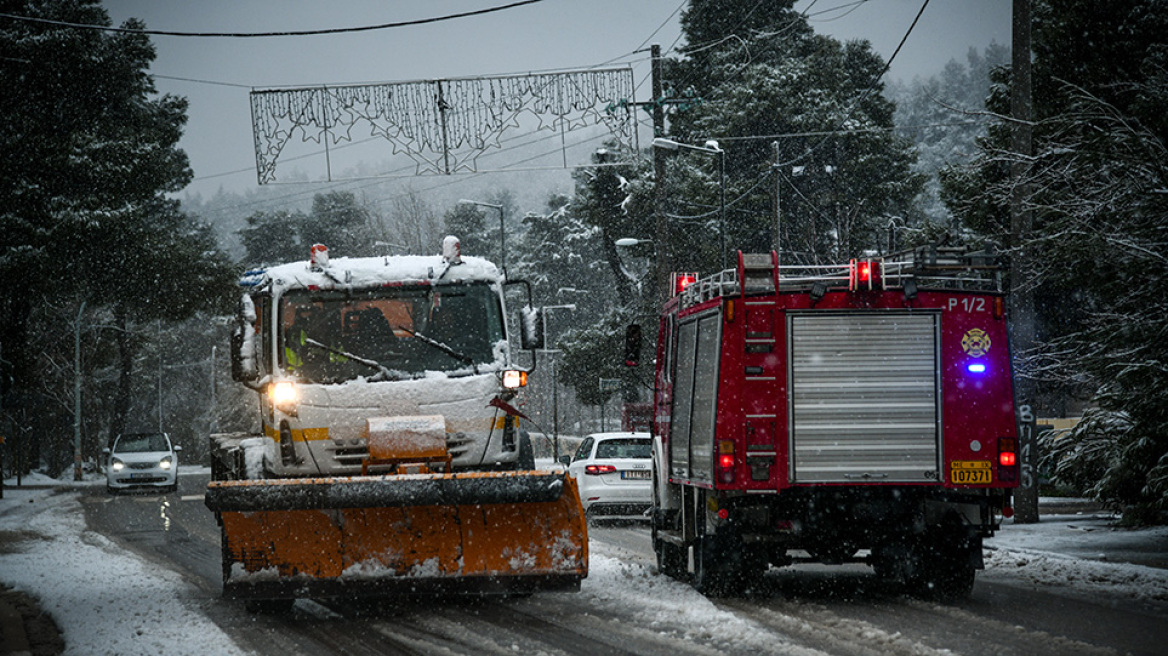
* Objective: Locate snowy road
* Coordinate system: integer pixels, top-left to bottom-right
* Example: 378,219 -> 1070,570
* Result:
3,472 -> 1166,655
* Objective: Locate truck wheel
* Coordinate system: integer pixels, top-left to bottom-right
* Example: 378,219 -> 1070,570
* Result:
691,535 -> 732,596
922,559 -> 976,602
686,490 -> 737,595
904,530 -> 977,602
654,536 -> 683,579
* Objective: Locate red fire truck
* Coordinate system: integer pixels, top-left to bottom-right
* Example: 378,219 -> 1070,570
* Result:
637,248 -> 1018,600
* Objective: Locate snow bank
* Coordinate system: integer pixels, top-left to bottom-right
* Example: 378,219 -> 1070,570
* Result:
0,474 -> 246,656
985,546 -> 1168,601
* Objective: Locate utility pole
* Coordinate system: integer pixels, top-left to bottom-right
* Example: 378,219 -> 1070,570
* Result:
773,141 -> 782,264
1010,0 -> 1039,523
651,44 -> 670,303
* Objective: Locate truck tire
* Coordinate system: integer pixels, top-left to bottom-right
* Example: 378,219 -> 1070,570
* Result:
689,492 -> 737,596
692,535 -> 734,596
653,532 -> 684,579
895,522 -> 977,602
912,536 -> 977,602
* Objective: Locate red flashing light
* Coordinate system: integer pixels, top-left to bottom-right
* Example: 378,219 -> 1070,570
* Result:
849,259 -> 882,291
718,454 -> 734,469
717,508 -> 730,520
671,272 -> 697,296
999,451 -> 1016,467
584,464 -> 617,475
1002,506 -> 1015,519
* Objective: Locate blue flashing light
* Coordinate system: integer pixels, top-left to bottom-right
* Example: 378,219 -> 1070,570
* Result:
967,362 -> 987,374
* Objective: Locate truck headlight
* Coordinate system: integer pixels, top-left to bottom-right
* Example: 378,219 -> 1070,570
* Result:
502,369 -> 527,390
269,381 -> 299,414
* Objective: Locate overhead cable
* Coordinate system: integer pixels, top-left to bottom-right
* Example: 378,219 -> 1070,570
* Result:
0,0 -> 545,38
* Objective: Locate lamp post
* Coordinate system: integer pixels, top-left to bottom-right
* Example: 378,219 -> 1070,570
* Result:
458,199 -> 505,275
652,137 -> 727,271
542,304 -> 576,463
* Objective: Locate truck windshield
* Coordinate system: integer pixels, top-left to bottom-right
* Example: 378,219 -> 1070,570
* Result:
279,282 -> 504,383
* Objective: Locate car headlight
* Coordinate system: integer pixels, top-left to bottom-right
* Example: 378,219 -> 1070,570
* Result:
111,458 -> 124,472
159,456 -> 173,470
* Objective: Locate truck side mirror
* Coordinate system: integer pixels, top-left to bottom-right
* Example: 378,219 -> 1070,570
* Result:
624,324 -> 642,367
519,306 -> 545,350
230,295 -> 260,383
229,323 -> 259,382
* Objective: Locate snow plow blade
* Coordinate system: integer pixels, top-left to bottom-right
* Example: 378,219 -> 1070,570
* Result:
204,470 -> 587,599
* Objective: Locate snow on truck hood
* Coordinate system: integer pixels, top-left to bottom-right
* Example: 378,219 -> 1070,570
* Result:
245,254 -> 501,293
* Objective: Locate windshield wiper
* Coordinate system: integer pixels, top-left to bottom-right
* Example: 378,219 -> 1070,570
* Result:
302,337 -> 401,381
391,325 -> 478,370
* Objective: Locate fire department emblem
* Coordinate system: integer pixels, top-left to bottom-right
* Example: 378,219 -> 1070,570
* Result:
962,328 -> 991,357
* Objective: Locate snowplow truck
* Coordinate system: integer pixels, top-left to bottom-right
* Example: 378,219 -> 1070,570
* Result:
638,248 -> 1019,600
206,237 -> 587,603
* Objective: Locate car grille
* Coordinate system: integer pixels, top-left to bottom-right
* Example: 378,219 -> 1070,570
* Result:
116,476 -> 167,484
128,462 -> 156,470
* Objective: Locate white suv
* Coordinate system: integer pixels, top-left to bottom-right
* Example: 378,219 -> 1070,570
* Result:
105,432 -> 181,494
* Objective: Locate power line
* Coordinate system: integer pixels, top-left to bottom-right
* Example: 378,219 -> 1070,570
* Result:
0,0 -> 545,38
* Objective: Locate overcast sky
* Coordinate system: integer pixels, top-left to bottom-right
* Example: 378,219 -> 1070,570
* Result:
102,0 -> 1011,203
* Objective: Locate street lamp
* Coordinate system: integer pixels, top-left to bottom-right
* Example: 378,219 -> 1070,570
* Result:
542,304 -> 576,463
615,238 -> 654,297
653,137 -> 727,271
615,238 -> 652,248
458,199 -> 505,275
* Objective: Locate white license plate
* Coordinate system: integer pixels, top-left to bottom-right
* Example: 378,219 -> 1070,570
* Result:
621,470 -> 651,480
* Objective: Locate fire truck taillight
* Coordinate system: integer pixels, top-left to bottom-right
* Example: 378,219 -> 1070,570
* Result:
671,272 -> 697,296
717,440 -> 736,484
998,437 -> 1018,482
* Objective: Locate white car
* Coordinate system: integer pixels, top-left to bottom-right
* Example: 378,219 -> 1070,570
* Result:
567,432 -> 652,518
104,432 -> 181,494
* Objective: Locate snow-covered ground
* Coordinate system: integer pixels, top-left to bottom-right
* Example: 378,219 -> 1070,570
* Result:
0,471 -> 248,656
3,471 -> 1166,655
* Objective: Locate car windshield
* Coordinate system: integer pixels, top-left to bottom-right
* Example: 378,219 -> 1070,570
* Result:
114,433 -> 170,453
280,282 -> 505,383
595,438 -> 651,459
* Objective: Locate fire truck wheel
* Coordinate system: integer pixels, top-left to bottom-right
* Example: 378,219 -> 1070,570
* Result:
691,537 -> 723,595
905,532 -> 977,602
654,537 -> 684,578
691,530 -> 744,596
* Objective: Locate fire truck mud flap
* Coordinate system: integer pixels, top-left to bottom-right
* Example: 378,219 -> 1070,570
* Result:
204,471 -> 588,599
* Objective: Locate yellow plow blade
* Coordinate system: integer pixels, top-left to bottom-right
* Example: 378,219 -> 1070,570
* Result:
205,471 -> 587,599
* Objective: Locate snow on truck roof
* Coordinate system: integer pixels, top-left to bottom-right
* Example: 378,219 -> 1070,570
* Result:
241,253 -> 501,294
